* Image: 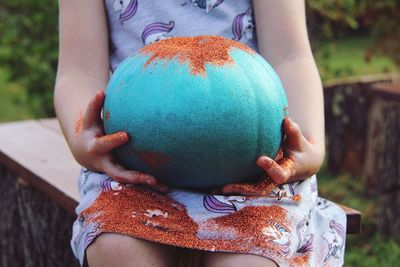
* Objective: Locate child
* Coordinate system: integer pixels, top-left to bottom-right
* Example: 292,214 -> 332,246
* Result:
55,0 -> 347,266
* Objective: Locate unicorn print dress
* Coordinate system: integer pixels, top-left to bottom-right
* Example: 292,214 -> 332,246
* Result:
70,1 -> 347,266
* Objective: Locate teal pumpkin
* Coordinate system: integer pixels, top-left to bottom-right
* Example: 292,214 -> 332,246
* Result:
103,36 -> 288,189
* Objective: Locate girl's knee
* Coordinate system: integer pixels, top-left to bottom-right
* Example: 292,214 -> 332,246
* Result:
86,233 -> 177,267
203,252 -> 278,267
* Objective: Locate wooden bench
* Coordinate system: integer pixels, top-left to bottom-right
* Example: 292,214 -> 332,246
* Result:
0,118 -> 361,266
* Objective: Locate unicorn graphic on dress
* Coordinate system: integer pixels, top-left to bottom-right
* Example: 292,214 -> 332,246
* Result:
296,215 -> 313,253
232,8 -> 254,41
203,195 -> 246,214
113,0 -> 138,25
80,168 -> 91,195
72,215 -> 85,248
262,221 -> 291,255
181,0 -> 225,14
100,177 -> 125,191
141,21 -> 175,45
271,185 -> 293,200
310,180 -> 318,194
84,225 -> 101,249
270,183 -> 301,201
322,220 -> 345,262
316,197 -> 332,210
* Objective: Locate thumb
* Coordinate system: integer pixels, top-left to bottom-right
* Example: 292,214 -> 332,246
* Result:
283,117 -> 303,150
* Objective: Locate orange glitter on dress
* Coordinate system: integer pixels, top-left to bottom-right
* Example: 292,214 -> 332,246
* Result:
223,176 -> 276,196
74,111 -> 84,135
292,194 -> 302,202
289,254 -> 310,266
204,205 -> 290,254
139,35 -> 255,75
82,186 -> 290,257
83,186 -> 200,248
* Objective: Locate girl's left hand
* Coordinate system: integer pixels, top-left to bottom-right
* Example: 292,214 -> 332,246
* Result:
222,117 -> 324,196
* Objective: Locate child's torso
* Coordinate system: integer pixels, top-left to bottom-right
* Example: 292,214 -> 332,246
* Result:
104,0 -> 258,71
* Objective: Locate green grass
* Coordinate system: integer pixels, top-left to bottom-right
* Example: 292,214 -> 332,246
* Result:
317,170 -> 400,267
0,68 -> 35,122
314,35 -> 398,81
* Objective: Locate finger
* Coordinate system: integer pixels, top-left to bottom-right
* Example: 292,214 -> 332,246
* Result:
222,177 -> 276,196
83,90 -> 105,129
283,117 -> 302,140
274,147 -> 284,161
93,131 -> 129,154
257,156 -> 294,184
145,183 -> 169,193
102,158 -> 157,186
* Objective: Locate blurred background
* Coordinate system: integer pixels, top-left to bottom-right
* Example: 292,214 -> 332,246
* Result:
0,1 -> 399,266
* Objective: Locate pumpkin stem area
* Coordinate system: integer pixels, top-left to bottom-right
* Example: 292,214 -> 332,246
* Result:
139,35 -> 255,75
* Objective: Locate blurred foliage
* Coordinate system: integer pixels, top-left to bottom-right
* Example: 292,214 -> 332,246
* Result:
317,170 -> 400,267
0,0 -> 58,117
0,68 -> 34,122
314,35 -> 396,81
307,0 -> 400,66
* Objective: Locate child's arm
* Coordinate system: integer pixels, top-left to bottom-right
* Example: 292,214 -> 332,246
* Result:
223,0 -> 324,195
55,0 -> 166,191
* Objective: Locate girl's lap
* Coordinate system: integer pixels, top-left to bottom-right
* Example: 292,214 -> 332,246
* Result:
203,251 -> 278,267
73,170 -> 346,267
86,233 -> 179,267
86,233 -> 278,267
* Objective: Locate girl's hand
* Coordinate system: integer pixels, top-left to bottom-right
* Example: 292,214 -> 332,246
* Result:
71,90 -> 168,192
222,117 -> 323,196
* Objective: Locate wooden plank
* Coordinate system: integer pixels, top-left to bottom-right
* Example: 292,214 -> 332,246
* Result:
0,119 -> 361,234
37,118 -> 63,135
323,72 -> 399,88
339,204 -> 362,234
0,120 -> 79,213
371,82 -> 400,100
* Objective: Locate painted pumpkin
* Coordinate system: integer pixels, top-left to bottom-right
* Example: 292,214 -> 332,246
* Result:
103,36 -> 288,189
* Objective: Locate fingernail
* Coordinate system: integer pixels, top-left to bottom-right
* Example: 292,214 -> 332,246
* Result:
257,156 -> 268,164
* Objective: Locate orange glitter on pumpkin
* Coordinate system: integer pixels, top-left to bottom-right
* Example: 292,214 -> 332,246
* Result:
139,35 -> 255,75
135,150 -> 171,170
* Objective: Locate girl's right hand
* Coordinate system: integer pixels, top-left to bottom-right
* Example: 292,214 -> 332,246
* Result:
71,90 -> 168,192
